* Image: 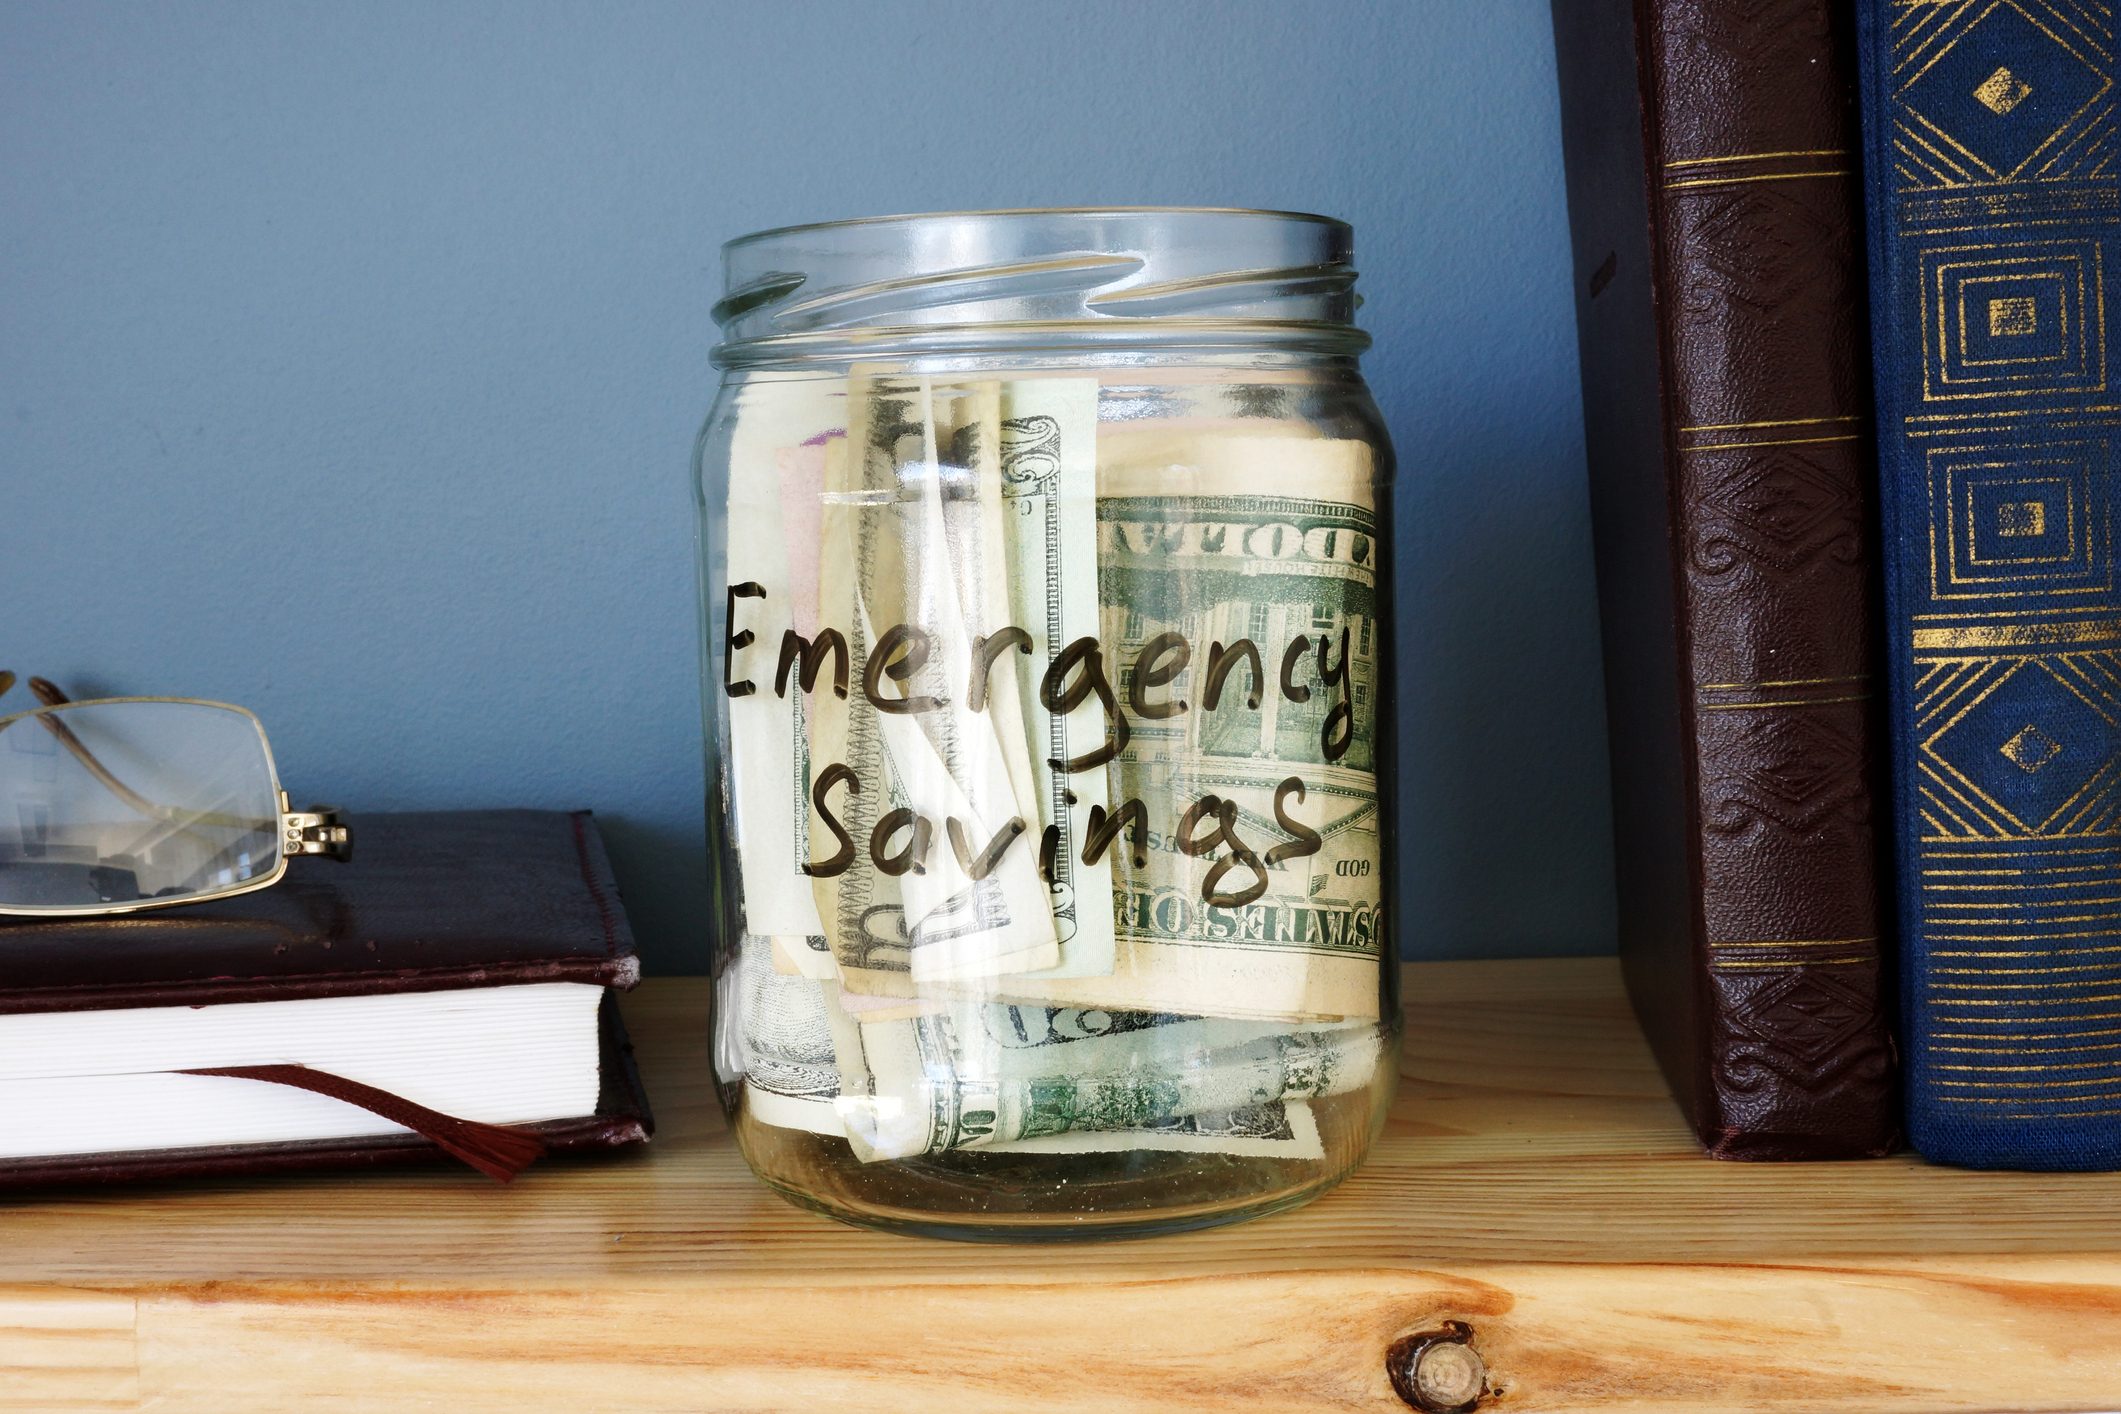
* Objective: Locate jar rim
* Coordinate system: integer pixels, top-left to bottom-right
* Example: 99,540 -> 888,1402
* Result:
723,206 -> 1351,251
714,207 -> 1365,364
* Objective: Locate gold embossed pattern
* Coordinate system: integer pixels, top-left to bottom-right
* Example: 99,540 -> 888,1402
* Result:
1882,0 -> 2121,1130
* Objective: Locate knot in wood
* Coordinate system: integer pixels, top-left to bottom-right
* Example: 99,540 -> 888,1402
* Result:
1386,1321 -> 1486,1412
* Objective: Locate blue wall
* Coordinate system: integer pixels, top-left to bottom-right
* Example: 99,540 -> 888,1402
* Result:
0,0 -> 1614,971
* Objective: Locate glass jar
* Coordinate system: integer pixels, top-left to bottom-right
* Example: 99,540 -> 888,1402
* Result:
695,208 -> 1398,1240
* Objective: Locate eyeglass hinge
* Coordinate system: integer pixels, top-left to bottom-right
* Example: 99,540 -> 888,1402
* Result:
280,799 -> 353,861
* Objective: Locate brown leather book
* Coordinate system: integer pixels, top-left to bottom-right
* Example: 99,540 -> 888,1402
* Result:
0,810 -> 651,1187
1549,0 -> 1897,1157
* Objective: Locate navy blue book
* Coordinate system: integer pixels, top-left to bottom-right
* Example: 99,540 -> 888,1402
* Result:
1857,0 -> 2121,1168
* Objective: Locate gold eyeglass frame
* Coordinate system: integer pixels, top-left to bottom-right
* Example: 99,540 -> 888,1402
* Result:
0,672 -> 350,918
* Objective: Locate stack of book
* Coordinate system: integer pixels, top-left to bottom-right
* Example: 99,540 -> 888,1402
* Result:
0,810 -> 651,1186
1553,0 -> 2117,1167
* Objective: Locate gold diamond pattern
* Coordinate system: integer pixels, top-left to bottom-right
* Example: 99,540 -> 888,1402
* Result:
1894,1 -> 2114,187
2000,723 -> 2063,772
1973,65 -> 2034,115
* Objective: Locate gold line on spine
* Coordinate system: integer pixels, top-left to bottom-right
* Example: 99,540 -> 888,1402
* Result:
1682,433 -> 1864,454
1662,148 -> 1850,168
1665,169 -> 1853,190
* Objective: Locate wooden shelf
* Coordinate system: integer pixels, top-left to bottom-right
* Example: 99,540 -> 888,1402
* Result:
5,958 -> 2120,1412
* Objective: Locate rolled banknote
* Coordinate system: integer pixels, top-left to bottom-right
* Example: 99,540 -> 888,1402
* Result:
719,378 -> 840,943
831,999 -> 1379,1161
809,373 -> 1063,988
986,377 -> 1117,983
768,375 -> 1114,1000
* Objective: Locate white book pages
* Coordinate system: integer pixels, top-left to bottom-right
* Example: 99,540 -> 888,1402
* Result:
0,982 -> 605,1159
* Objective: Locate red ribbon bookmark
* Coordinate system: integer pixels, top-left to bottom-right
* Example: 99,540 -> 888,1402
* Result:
180,1064 -> 550,1183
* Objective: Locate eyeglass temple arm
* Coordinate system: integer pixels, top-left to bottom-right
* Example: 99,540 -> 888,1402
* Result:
5,674 -> 352,862
21,677 -> 167,820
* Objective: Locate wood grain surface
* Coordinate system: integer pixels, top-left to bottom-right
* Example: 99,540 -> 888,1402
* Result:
3,959 -> 2119,1411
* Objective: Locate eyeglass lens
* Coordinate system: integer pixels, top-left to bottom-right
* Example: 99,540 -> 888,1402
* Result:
0,701 -> 282,911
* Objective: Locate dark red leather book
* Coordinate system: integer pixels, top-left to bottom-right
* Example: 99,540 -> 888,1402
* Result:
0,810 -> 651,1187
1549,0 -> 1898,1157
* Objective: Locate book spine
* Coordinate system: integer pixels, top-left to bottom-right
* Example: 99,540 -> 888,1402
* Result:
1556,0 -> 1899,1157
1857,0 -> 2121,1169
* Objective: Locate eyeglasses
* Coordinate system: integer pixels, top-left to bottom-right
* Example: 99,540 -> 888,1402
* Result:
0,673 -> 350,917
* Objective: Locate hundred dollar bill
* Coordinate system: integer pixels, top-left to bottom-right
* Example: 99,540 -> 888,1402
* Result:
805,383 -> 906,989
875,378 -> 1060,979
831,999 -> 1377,1161
806,374 -> 1118,995
990,378 -> 1116,981
966,431 -> 1389,1024
942,382 -> 1042,832
728,934 -> 844,1136
718,377 -> 840,941
808,373 -> 1058,988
